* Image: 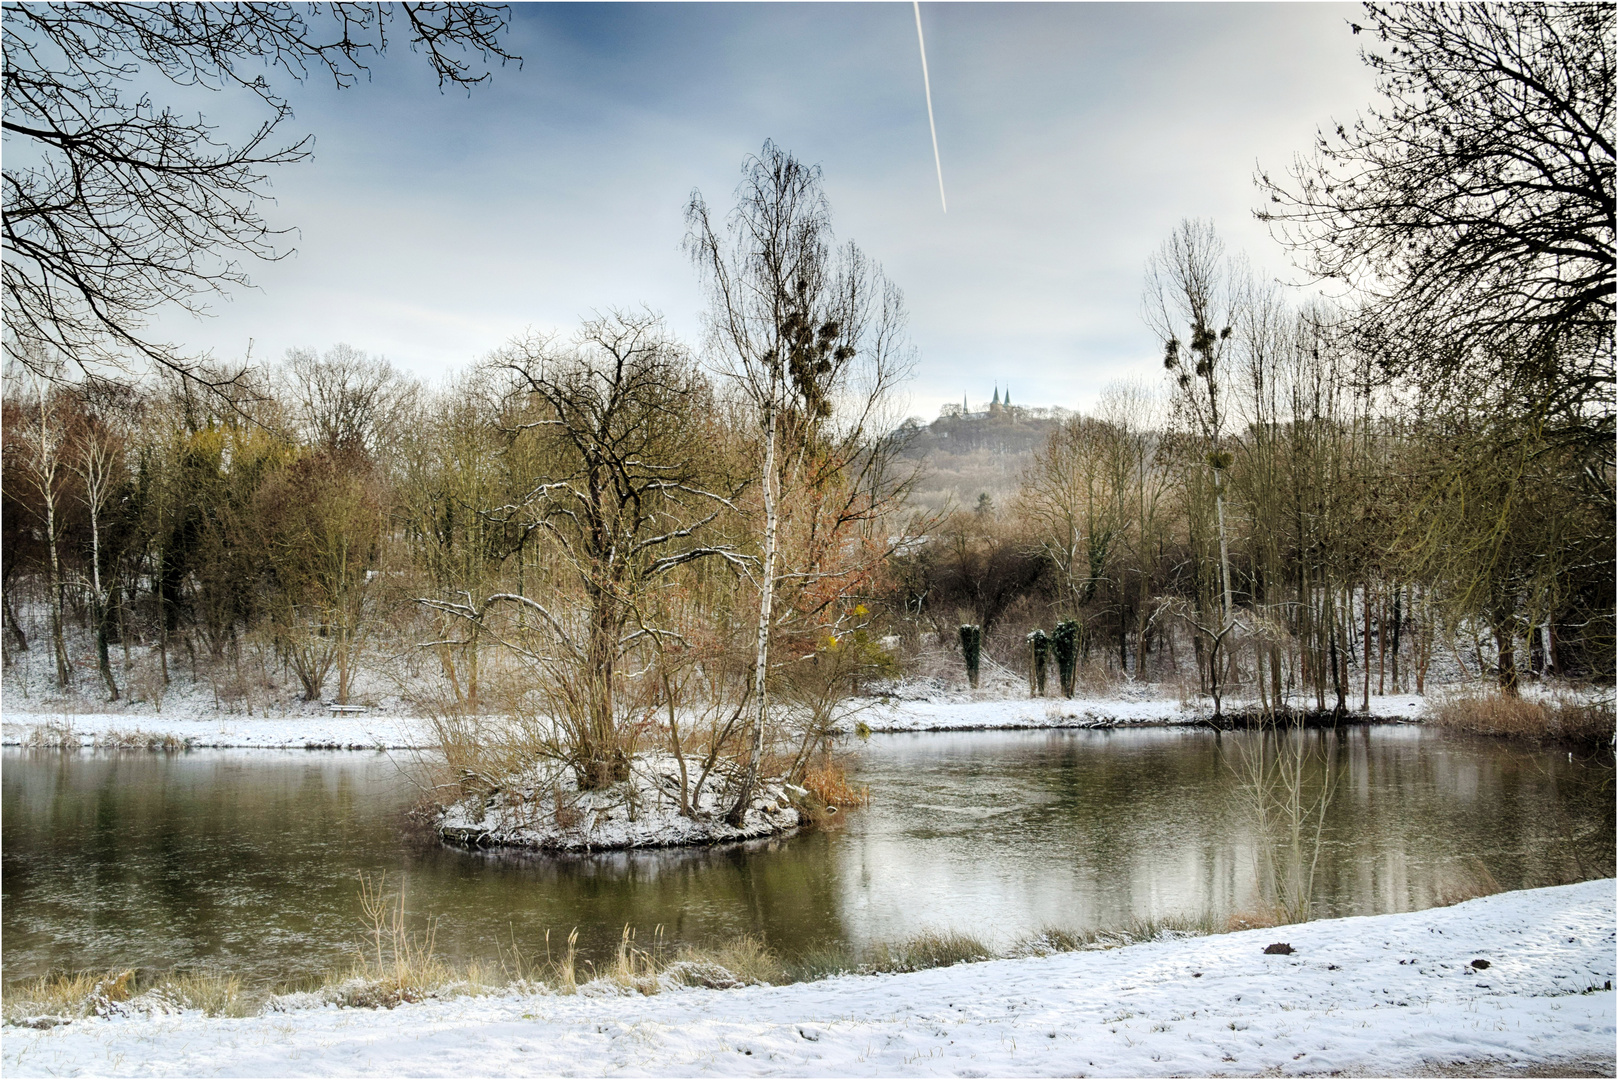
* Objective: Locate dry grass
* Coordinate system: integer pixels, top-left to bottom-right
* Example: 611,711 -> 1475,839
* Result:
97,728 -> 190,751
20,720 -> 83,749
18,722 -> 189,751
675,935 -> 783,987
1432,689 -> 1616,750
3,968 -> 248,1026
319,872 -> 453,1008
798,757 -> 869,810
1014,913 -> 1225,956
785,929 -> 992,981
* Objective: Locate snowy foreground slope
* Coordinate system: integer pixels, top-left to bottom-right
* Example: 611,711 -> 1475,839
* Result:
6,880 -> 1613,1078
0,693 -> 1429,749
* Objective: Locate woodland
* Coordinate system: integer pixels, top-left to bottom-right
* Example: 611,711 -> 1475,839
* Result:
2,3 -> 1613,818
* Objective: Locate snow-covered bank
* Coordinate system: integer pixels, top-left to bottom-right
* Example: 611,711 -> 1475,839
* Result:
0,712 -> 428,749
5,880 -> 1613,1078
0,693 -> 1433,750
845,692 -> 1427,732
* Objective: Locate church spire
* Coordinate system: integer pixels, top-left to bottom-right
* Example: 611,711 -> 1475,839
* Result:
992,386 -> 1000,406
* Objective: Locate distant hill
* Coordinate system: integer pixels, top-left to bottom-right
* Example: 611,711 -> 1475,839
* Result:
894,401 -> 1070,515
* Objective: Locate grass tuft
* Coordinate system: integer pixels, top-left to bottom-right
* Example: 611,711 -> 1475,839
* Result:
864,929 -> 992,973
798,759 -> 870,810
3,968 -> 248,1026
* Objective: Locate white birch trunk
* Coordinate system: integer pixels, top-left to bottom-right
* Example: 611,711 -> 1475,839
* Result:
732,395 -> 778,821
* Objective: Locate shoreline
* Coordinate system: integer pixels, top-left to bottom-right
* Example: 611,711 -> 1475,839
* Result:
4,879 -> 1612,1078
0,692 -> 1430,751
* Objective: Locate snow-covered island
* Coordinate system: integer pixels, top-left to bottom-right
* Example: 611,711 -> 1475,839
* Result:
434,754 -> 806,852
4,879 -> 1613,1078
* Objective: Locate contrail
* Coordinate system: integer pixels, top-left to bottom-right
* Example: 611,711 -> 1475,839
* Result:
913,0 -> 946,213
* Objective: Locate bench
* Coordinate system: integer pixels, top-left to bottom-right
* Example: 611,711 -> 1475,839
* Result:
326,704 -> 368,715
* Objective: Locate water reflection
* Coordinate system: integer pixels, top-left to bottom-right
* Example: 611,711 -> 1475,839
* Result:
2,726 -> 1610,987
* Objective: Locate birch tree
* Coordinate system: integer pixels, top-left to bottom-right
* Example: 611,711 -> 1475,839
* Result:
686,141 -> 914,822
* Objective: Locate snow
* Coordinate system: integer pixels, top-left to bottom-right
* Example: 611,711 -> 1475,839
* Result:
1,711 -> 431,750
842,693 -> 1429,732
0,693 -> 1435,751
5,879 -> 1612,1077
436,755 -> 803,852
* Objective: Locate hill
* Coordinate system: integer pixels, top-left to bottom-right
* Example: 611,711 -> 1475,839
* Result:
895,401 -> 1069,514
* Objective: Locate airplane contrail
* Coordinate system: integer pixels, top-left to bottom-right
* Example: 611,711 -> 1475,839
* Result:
913,0 -> 946,213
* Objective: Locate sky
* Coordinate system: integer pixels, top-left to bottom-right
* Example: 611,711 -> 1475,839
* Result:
141,2 -> 1381,420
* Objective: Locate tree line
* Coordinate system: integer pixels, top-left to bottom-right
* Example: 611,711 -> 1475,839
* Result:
905,220 -> 1611,716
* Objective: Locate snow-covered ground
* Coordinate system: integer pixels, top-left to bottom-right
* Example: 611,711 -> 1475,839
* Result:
5,879 -> 1612,1078
0,693 -> 1434,750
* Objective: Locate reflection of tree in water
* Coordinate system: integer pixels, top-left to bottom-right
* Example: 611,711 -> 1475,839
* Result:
408,829 -> 850,971
1533,750 -> 1616,884
1225,726 -> 1341,923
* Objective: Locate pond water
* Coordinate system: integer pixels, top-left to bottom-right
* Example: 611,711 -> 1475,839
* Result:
3,726 -> 1612,988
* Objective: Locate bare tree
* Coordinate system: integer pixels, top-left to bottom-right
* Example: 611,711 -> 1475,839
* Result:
1145,219 -> 1240,718
3,3 -> 519,382
70,384 -> 133,700
421,311 -> 745,791
1258,3 -> 1614,456
686,141 -> 915,822
281,344 -> 404,459
3,361 -> 74,686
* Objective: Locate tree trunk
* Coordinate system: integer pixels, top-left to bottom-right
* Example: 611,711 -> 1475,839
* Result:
1361,583 -> 1372,714
88,500 -> 119,701
729,398 -> 779,826
45,496 -> 71,688
1494,620 -> 1519,695
2,584 -> 26,655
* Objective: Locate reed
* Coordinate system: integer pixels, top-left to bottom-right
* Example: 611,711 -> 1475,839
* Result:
1432,689 -> 1616,751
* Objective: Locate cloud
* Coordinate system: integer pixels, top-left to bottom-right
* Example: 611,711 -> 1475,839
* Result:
141,3 -> 1376,416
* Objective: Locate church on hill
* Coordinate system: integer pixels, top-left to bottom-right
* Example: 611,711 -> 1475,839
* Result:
944,386 -> 1015,420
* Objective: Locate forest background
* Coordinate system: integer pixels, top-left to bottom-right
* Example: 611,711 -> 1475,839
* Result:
2,4 -> 1612,798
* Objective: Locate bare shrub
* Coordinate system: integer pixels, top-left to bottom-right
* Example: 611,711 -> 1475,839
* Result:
797,756 -> 869,810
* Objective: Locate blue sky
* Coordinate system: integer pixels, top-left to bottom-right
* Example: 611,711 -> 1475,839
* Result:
146,2 -> 1378,419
